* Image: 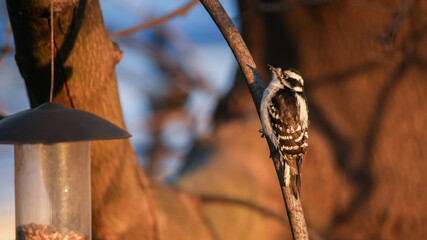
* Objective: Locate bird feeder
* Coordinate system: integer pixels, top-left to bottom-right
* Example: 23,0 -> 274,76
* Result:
0,102 -> 131,240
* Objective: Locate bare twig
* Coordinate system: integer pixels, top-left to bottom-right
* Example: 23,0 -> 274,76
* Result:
198,194 -> 325,240
199,0 -> 264,113
255,0 -> 341,12
0,24 -> 13,69
380,0 -> 414,53
199,194 -> 288,223
199,0 -> 309,239
110,0 -> 200,38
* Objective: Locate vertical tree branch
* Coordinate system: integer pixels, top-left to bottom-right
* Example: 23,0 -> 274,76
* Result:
199,0 -> 264,115
199,0 -> 309,239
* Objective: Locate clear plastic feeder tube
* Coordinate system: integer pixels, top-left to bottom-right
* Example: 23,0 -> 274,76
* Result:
15,142 -> 91,240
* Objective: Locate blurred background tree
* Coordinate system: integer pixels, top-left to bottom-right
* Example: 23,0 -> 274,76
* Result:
0,0 -> 426,239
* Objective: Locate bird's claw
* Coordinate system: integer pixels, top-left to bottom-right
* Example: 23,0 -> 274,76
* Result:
259,129 -> 265,138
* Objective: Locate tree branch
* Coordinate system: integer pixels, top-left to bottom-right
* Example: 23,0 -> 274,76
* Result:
110,0 -> 200,38
198,194 -> 288,224
199,0 -> 264,114
0,24 -> 13,69
198,194 -> 325,240
199,0 -> 309,239
255,0 -> 341,12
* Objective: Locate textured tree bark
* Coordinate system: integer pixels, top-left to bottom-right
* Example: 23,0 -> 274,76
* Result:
6,0 -> 156,239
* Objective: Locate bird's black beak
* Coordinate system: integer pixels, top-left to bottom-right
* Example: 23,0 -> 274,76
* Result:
267,64 -> 281,76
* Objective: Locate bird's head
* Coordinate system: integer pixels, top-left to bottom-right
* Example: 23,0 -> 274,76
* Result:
268,64 -> 304,93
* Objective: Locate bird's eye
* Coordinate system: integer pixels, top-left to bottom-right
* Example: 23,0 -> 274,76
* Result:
283,74 -> 289,79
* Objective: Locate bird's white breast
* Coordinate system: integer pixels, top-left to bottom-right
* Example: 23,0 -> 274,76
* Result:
260,80 -> 282,149
296,94 -> 308,129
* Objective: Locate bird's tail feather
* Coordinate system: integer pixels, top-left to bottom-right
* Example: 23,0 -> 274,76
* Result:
286,156 -> 303,198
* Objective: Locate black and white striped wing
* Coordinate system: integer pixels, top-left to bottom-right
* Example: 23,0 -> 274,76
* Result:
269,89 -> 308,157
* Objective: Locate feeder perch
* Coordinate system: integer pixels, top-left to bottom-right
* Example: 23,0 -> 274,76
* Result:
0,102 -> 131,240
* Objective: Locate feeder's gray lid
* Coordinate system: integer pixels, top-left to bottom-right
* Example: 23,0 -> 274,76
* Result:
0,102 -> 131,144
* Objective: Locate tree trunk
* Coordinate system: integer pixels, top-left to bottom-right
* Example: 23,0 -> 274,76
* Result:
6,0 -> 156,238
